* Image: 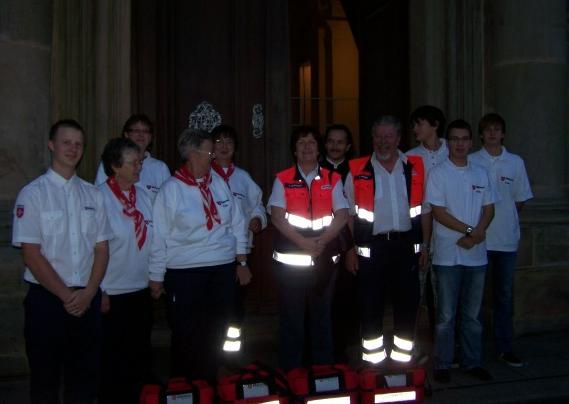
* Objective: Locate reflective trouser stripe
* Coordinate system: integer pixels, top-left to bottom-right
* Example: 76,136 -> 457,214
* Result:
223,339 -> 241,352
223,326 -> 242,352
391,335 -> 413,362
362,349 -> 387,364
414,243 -> 421,253
393,335 -> 413,351
356,246 -> 371,258
409,205 -> 422,218
355,205 -> 374,222
374,391 -> 417,403
362,335 -> 386,364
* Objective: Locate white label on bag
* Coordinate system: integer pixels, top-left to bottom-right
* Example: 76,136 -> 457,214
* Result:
243,382 -> 270,399
314,376 -> 340,392
384,374 -> 406,387
166,392 -> 193,404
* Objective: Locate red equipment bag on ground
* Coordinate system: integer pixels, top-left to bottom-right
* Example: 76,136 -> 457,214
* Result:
287,364 -> 359,403
217,361 -> 292,403
140,377 -> 215,404
359,366 -> 426,404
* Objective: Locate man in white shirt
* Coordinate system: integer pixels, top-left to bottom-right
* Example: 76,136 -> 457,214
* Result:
95,114 -> 170,201
345,115 -> 426,367
426,119 -> 495,383
12,119 -> 113,403
469,113 -> 533,367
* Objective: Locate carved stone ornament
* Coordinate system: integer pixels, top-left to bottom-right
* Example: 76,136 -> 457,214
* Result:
188,101 -> 222,132
252,103 -> 264,138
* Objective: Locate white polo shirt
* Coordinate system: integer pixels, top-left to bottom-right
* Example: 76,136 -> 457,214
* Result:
212,166 -> 267,253
95,151 -> 170,201
149,172 -> 248,282
425,158 -> 496,266
99,183 -> 153,295
344,152 -> 412,234
267,164 -> 348,213
12,169 -> 113,287
469,147 -> 533,251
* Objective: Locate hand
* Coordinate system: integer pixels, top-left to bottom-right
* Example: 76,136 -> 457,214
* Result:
456,236 -> 476,250
100,292 -> 110,314
248,218 -> 262,234
149,280 -> 165,300
300,237 -> 324,257
469,228 -> 486,244
64,288 -> 95,317
344,248 -> 359,275
418,250 -> 429,271
236,265 -> 252,286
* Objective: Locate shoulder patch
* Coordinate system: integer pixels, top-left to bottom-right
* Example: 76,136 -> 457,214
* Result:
16,205 -> 24,218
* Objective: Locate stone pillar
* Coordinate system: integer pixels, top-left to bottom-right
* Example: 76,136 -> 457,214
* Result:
0,0 -> 53,376
485,0 -> 568,201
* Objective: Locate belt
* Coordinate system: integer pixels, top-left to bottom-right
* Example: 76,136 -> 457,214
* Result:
373,231 -> 411,241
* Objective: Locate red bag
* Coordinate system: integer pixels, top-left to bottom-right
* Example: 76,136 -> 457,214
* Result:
218,362 -> 291,403
140,378 -> 215,404
359,367 -> 426,404
287,364 -> 359,403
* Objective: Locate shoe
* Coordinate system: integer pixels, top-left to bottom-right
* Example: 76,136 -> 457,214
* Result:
433,369 -> 450,383
498,352 -> 524,367
466,366 -> 493,381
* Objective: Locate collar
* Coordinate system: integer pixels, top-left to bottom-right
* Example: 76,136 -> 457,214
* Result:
446,157 -> 470,170
420,138 -> 447,153
46,168 -> 78,188
480,145 -> 507,160
295,163 -> 320,181
326,156 -> 345,169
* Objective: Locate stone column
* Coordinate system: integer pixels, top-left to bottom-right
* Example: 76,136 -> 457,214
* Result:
485,0 -> 568,201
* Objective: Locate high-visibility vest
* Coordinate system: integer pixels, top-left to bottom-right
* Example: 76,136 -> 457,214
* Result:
273,165 -> 341,266
349,155 -> 425,244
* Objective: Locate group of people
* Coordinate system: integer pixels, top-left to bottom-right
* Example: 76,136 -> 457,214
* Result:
11,105 -> 532,403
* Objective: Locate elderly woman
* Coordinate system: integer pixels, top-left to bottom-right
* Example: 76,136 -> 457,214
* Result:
98,138 -> 154,403
149,128 -> 248,382
267,126 -> 348,371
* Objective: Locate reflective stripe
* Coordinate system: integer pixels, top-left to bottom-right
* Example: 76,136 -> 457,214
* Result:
273,251 -> 314,266
223,339 -> 241,352
306,397 -> 351,404
374,391 -> 417,403
226,326 -> 241,339
362,335 -> 384,351
355,205 -> 374,222
285,213 -> 333,230
409,205 -> 422,218
390,349 -> 412,363
414,243 -> 421,254
356,246 -> 371,258
393,335 -> 413,351
257,401 -> 279,404
331,254 -> 340,264
362,349 -> 387,364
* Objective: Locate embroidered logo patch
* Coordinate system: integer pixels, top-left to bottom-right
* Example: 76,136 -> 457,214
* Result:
16,205 -> 24,218
321,184 -> 332,190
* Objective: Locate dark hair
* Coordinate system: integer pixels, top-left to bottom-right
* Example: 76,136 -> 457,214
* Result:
410,105 -> 446,137
121,114 -> 154,136
211,124 -> 238,150
324,124 -> 354,159
290,125 -> 321,161
478,113 -> 506,134
446,119 -> 472,139
101,138 -> 141,177
370,115 -> 402,135
49,119 -> 84,141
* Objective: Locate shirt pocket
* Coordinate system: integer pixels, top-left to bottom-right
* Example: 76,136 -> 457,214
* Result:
40,210 -> 64,236
80,209 -> 97,235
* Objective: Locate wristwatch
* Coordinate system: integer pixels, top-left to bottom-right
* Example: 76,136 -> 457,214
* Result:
465,226 -> 474,236
238,261 -> 248,267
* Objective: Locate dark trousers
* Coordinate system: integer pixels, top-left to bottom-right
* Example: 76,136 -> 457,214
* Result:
164,263 -> 235,382
358,238 -> 420,342
99,288 -> 153,404
276,261 -> 338,371
24,283 -> 102,404
332,257 -> 359,362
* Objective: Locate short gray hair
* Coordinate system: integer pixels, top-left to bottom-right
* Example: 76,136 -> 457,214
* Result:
177,128 -> 213,160
371,115 -> 402,136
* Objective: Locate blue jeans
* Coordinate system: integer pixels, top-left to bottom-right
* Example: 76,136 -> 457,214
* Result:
487,250 -> 518,354
433,264 -> 487,370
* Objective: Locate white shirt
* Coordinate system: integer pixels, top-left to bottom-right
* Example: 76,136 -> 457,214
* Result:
213,166 -> 267,253
95,151 -> 170,202
406,139 -> 448,214
425,158 -> 496,266
266,164 -> 348,213
12,169 -> 113,287
99,183 -> 153,295
469,147 -> 533,251
345,152 -> 412,234
149,172 -> 248,282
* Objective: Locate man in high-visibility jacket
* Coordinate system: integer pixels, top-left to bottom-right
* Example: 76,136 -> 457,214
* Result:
345,115 -> 426,366
267,126 -> 348,371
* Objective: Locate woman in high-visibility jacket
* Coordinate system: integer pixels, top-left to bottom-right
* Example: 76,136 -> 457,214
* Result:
267,126 -> 348,371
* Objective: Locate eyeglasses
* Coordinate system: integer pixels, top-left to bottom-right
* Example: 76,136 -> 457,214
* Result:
193,149 -> 216,159
215,138 -> 235,146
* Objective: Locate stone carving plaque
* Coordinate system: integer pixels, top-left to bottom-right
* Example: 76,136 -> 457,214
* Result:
188,101 -> 222,132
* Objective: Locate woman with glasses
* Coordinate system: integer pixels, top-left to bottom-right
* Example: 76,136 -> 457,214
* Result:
95,114 -> 170,202
148,128 -> 248,383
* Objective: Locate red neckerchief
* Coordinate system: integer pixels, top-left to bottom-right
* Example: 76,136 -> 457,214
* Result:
106,177 -> 147,249
174,165 -> 221,230
211,161 -> 235,183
